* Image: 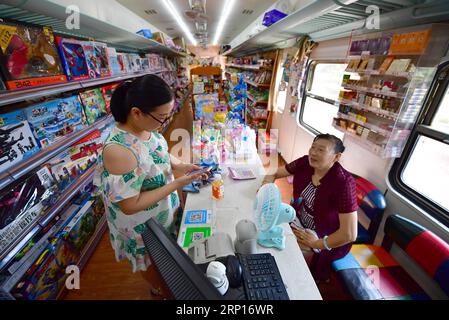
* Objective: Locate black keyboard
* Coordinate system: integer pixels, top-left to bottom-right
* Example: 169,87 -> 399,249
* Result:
237,253 -> 290,300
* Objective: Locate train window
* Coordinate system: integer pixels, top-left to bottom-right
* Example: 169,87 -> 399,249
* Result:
431,86 -> 449,134
390,62 -> 449,226
299,62 -> 346,137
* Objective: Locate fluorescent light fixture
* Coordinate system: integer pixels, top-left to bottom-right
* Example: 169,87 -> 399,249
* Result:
161,0 -> 197,45
212,0 -> 236,45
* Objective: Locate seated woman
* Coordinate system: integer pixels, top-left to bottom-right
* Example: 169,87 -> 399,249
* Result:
261,134 -> 358,282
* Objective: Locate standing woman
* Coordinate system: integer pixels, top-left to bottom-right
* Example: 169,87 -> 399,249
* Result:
94,75 -> 205,296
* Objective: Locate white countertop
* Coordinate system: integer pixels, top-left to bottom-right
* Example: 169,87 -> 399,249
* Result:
177,148 -> 322,300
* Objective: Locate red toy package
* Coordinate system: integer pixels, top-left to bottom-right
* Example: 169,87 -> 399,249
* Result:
0,19 -> 67,90
101,83 -> 119,113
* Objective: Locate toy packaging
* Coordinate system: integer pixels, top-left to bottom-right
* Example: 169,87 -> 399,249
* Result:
55,36 -> 90,81
0,166 -> 58,255
24,96 -> 86,148
0,20 -> 67,90
61,197 -> 104,255
116,52 -> 130,74
106,47 -> 121,76
101,83 -> 119,113
0,110 -> 41,173
45,130 -> 102,190
79,88 -> 107,124
81,41 -> 100,78
93,41 -> 111,78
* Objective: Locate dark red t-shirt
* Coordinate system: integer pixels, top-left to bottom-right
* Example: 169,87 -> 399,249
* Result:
286,155 -> 358,280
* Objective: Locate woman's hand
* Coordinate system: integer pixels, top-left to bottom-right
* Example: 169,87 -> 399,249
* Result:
175,172 -> 207,187
293,228 -> 320,250
177,163 -> 202,175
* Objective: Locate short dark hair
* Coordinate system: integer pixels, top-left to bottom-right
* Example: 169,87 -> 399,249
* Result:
110,74 -> 174,123
313,134 -> 345,153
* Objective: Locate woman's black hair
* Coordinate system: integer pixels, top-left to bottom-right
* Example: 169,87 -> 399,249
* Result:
313,133 -> 345,153
110,74 -> 174,123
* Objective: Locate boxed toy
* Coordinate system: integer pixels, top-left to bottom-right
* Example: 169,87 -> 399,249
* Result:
116,52 -> 130,74
0,166 -> 58,255
93,41 -> 111,78
81,41 -> 100,78
107,47 -> 121,76
10,246 -> 70,300
79,88 -> 107,124
0,110 -> 40,173
0,20 -> 67,90
55,36 -> 90,81
24,95 -> 86,148
61,198 -> 104,254
101,83 -> 119,113
45,130 -> 102,190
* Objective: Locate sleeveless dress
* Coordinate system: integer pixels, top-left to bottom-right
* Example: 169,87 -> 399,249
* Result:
93,126 -> 180,272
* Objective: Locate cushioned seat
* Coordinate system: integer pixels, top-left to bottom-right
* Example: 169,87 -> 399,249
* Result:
333,215 -> 449,300
352,174 -> 386,244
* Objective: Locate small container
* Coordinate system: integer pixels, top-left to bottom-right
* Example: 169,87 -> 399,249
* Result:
212,174 -> 224,200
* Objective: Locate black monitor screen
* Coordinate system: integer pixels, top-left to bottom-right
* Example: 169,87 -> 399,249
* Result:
142,218 -> 223,300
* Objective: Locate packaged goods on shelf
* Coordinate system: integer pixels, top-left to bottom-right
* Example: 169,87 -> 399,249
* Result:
56,37 -> 90,81
24,96 -> 86,148
0,21 -> 67,90
79,88 -> 108,124
0,110 -> 41,173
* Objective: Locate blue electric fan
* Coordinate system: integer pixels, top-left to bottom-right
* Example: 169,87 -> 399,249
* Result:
254,183 -> 296,249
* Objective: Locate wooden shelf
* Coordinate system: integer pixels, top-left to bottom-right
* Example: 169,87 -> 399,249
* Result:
226,63 -> 273,71
244,79 -> 270,89
247,94 -> 268,104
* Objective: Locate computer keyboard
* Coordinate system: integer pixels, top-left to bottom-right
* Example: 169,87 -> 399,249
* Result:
237,253 -> 290,300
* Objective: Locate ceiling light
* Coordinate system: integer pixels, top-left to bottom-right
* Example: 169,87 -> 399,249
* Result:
212,0 -> 236,45
161,0 -> 197,45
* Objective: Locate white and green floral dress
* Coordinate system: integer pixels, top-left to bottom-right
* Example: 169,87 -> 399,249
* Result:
94,126 -> 180,272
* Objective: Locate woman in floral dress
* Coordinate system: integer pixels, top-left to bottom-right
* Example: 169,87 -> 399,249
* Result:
94,75 -> 205,296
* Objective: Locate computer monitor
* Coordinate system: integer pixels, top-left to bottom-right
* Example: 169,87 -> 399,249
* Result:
142,218 -> 223,300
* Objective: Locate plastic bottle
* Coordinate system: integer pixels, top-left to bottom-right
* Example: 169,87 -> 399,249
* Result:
212,174 -> 224,200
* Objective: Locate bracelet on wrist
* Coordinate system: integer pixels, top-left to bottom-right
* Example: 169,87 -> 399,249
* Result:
323,235 -> 332,251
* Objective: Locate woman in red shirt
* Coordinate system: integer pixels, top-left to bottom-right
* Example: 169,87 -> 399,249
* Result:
262,134 -> 358,282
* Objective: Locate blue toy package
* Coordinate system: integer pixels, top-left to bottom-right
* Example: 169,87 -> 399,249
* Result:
262,9 -> 288,27
137,29 -> 153,39
56,36 -> 90,81
24,96 -> 86,148
0,110 -> 41,173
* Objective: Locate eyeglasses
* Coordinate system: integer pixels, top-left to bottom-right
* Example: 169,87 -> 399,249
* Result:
147,112 -> 171,126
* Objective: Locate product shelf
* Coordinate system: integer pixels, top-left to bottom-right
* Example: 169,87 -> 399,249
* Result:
0,115 -> 113,191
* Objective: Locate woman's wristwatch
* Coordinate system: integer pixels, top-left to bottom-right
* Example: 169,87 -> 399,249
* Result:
322,235 -> 332,251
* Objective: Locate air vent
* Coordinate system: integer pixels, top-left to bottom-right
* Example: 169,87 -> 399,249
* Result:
145,9 -> 158,15
242,9 -> 254,15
